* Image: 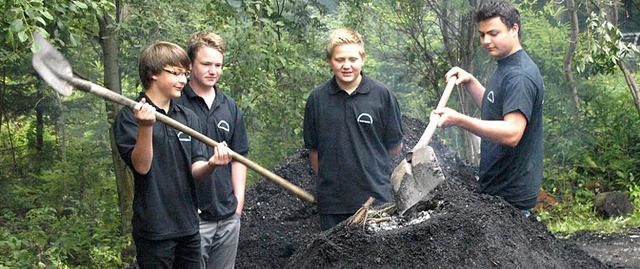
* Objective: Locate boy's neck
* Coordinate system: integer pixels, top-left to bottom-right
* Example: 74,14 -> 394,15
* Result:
337,75 -> 362,95
144,90 -> 171,113
189,81 -> 216,109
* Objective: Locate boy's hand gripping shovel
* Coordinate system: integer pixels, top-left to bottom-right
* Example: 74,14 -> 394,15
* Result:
31,33 -> 315,204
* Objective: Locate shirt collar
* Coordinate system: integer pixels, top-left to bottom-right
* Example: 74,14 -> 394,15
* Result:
136,92 -> 180,114
183,83 -> 226,106
497,49 -> 523,65
329,71 -> 371,95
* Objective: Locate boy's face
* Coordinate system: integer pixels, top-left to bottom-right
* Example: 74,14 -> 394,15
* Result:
190,46 -> 223,89
478,16 -> 520,60
329,44 -> 364,87
152,65 -> 188,99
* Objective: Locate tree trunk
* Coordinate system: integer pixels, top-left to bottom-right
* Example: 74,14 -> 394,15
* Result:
97,12 -> 134,236
36,89 -> 44,154
617,60 -> 640,117
433,0 -> 482,165
563,0 -> 581,111
57,96 -> 67,162
1,66 -> 5,133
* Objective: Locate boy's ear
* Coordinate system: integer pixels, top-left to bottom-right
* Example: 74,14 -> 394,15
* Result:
510,23 -> 519,38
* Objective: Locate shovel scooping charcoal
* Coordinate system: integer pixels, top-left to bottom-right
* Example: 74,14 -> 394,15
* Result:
391,76 -> 456,214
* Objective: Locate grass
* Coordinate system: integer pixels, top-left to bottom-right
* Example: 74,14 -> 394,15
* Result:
539,188 -> 640,237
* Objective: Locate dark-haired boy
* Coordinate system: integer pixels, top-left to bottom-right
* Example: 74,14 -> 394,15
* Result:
435,0 -> 544,217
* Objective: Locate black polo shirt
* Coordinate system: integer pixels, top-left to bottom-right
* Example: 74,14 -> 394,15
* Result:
113,92 -> 208,240
303,72 -> 404,214
478,50 -> 544,210
175,83 -> 249,221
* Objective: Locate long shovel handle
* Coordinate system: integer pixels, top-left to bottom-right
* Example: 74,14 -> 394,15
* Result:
69,77 -> 316,204
406,76 -> 457,162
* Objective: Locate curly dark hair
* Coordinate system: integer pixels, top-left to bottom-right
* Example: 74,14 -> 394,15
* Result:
474,0 -> 521,38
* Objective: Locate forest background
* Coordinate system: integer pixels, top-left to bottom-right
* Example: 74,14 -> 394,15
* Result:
1,0 -> 640,267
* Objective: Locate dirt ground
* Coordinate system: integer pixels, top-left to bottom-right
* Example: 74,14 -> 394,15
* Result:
564,227 -> 640,269
236,116 -> 638,269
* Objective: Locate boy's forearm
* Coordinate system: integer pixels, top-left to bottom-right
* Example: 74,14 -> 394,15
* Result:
465,76 -> 486,108
388,142 -> 403,156
191,161 -> 218,180
131,125 -> 154,175
309,149 -> 319,175
454,111 -> 526,147
231,161 -> 247,214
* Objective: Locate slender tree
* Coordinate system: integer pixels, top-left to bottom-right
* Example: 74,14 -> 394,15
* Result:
563,0 -> 581,111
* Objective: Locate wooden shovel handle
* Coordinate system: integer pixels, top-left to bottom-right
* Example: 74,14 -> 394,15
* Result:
407,76 -> 457,162
70,77 -> 316,204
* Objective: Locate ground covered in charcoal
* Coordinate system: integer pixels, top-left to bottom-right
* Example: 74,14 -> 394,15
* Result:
564,227 -> 640,268
235,116 -> 628,269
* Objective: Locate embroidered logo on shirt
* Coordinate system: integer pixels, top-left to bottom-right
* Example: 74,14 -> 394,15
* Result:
217,120 -> 230,132
487,91 -> 495,104
177,131 -> 192,142
357,113 -> 373,124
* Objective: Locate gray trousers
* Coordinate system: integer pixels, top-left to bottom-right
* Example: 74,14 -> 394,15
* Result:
199,213 -> 241,269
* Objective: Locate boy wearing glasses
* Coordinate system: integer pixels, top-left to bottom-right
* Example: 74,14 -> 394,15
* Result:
114,41 -> 232,268
175,32 -> 249,269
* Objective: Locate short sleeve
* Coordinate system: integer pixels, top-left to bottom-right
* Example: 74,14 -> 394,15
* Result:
384,90 -> 404,149
231,107 -> 249,157
113,107 -> 138,168
187,113 -> 209,164
502,75 -> 536,121
303,93 -> 318,150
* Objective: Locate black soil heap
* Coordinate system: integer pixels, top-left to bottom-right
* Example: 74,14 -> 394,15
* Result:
236,116 -> 606,269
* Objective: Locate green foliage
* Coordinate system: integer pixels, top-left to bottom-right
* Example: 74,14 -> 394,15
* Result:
2,0 -> 51,51
541,186 -> 640,235
220,3 -> 327,183
519,0 -> 568,83
0,124 -> 128,267
2,0 -> 640,267
545,74 -> 640,191
0,205 -> 129,268
540,72 -> 640,233
574,10 -> 640,76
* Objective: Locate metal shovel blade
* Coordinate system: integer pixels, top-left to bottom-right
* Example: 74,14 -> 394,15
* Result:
32,33 -> 73,96
390,76 -> 456,214
392,146 -> 445,214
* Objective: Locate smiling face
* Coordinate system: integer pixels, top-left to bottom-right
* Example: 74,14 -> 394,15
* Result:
478,17 -> 521,60
150,65 -> 188,99
329,44 -> 364,91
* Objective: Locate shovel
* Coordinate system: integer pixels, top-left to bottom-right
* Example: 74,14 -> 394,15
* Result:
31,33 -> 315,204
391,76 -> 456,214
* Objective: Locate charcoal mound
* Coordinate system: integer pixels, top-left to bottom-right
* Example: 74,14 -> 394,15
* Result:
285,178 -> 605,268
237,116 -> 605,269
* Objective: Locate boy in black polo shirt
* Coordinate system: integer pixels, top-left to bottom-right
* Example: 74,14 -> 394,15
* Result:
114,41 -> 232,268
303,28 -> 404,230
175,31 -> 249,269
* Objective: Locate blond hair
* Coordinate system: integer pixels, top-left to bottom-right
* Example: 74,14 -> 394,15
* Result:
188,31 -> 225,62
325,28 -> 365,60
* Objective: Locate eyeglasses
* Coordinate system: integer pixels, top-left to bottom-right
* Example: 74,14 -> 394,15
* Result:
162,68 -> 191,77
